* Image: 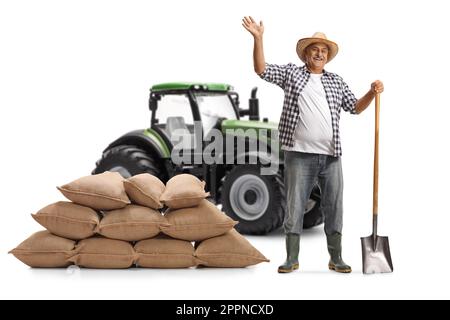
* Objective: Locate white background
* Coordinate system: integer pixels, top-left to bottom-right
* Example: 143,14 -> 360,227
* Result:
1,0 -> 449,300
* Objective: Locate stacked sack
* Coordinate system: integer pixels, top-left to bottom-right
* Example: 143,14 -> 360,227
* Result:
9,172 -> 269,269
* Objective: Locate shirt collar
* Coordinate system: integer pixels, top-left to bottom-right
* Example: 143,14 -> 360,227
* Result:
301,64 -> 330,76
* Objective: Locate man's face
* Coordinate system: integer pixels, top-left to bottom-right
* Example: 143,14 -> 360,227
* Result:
304,42 -> 329,71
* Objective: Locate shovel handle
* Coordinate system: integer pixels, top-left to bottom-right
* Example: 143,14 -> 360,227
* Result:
373,94 -> 380,217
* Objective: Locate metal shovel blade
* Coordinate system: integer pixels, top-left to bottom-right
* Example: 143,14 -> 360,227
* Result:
361,235 -> 393,274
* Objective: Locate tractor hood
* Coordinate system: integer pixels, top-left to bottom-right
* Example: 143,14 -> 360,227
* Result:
221,119 -> 278,133
220,119 -> 283,163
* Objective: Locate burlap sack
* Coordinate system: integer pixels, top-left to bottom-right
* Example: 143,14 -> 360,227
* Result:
161,199 -> 237,241
69,237 -> 135,269
57,171 -> 130,210
32,201 -> 100,240
123,173 -> 165,209
160,174 -> 210,209
9,231 -> 76,268
135,235 -> 199,268
98,205 -> 168,241
195,229 -> 269,267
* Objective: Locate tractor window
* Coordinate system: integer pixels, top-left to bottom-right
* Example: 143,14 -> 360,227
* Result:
155,94 -> 196,149
196,93 -> 237,135
156,94 -> 194,126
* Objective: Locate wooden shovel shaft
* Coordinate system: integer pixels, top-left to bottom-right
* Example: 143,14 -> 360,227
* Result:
373,94 -> 380,219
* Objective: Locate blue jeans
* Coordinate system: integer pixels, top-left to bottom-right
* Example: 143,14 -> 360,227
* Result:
283,151 -> 343,235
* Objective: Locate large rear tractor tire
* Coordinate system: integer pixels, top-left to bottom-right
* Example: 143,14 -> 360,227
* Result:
92,144 -> 164,180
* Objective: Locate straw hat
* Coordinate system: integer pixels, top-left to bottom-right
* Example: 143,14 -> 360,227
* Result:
296,32 -> 339,63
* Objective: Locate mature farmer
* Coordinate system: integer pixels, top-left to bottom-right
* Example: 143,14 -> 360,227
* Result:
242,16 -> 384,273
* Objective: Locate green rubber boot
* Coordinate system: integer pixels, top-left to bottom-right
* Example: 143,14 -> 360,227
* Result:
327,233 -> 352,273
278,233 -> 300,273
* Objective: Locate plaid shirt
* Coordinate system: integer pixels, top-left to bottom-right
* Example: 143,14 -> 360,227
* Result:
260,63 -> 357,157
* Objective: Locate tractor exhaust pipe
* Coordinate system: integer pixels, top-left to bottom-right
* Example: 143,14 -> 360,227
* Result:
249,87 -> 260,121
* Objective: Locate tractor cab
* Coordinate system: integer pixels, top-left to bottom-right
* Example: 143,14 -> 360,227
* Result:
148,82 -> 254,147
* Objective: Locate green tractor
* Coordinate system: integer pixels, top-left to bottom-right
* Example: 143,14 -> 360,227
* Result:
93,82 -> 323,234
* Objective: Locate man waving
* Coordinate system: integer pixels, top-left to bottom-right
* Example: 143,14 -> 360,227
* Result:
242,16 -> 383,273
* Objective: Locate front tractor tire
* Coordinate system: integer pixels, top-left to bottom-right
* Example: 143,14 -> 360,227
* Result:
92,144 -> 164,180
220,165 -> 286,235
220,165 -> 323,235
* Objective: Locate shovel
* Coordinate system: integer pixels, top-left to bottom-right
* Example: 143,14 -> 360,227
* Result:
361,93 -> 393,274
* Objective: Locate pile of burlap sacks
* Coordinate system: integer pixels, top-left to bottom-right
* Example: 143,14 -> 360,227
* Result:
9,172 -> 269,269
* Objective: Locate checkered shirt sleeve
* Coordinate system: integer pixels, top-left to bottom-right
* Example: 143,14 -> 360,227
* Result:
341,77 -> 357,114
258,63 -> 294,89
